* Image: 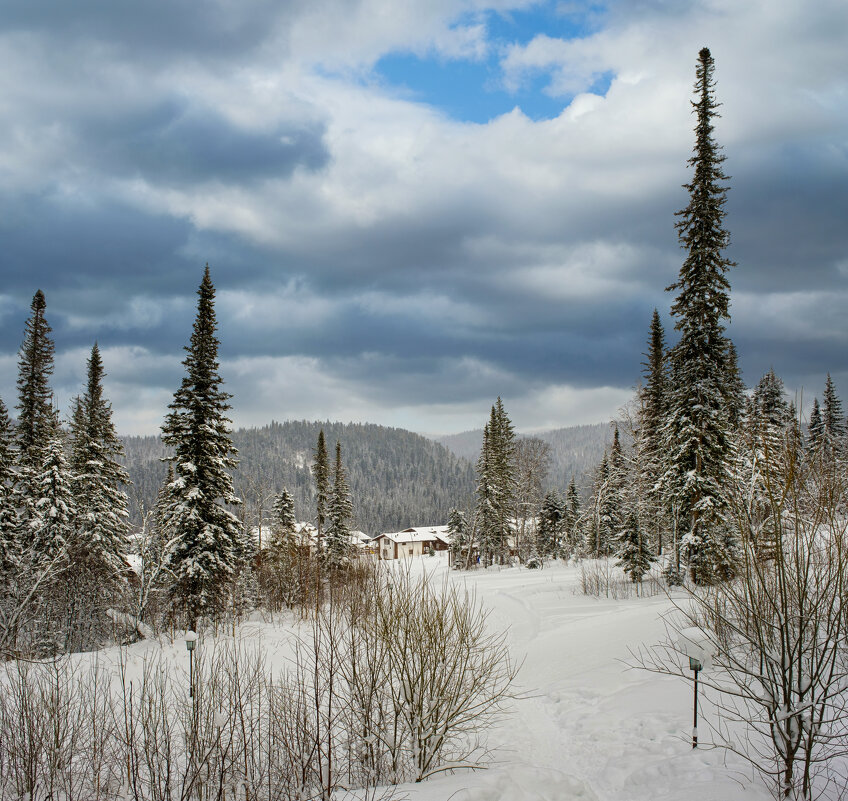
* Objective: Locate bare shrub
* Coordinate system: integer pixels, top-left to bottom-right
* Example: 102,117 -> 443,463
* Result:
636,439 -> 848,800
578,558 -> 663,599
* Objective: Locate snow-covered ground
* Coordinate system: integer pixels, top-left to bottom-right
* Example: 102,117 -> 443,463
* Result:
76,557 -> 774,800
395,557 -> 771,801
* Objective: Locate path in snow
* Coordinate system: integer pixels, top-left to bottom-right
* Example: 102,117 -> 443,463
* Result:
401,559 -> 772,801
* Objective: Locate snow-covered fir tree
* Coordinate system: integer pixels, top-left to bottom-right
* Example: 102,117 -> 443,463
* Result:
616,512 -> 654,584
807,397 -> 823,451
160,266 -> 241,629
16,290 -> 55,471
325,441 -> 353,566
475,399 -> 516,566
68,343 -> 131,585
270,488 -> 297,549
537,489 -> 564,559
15,291 -> 57,522
564,477 -> 581,557
662,48 -> 738,585
313,429 -> 330,554
736,369 -> 792,560
447,507 -> 468,567
28,424 -> 76,570
636,310 -> 668,554
820,373 -> 845,449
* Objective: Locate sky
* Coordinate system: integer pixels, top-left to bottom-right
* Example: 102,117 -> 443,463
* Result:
0,0 -> 846,437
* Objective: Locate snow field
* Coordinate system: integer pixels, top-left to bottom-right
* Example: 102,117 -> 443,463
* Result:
44,557 -> 774,801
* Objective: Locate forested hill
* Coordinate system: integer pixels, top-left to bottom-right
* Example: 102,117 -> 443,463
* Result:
436,422 -> 612,494
121,420 -> 477,536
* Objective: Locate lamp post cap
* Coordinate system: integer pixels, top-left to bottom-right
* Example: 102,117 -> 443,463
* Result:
185,631 -> 198,650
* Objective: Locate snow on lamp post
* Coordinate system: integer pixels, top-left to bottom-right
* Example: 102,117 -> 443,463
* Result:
185,631 -> 198,700
677,627 -> 713,749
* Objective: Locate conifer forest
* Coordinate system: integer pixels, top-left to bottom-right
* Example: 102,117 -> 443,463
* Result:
1,38 -> 847,801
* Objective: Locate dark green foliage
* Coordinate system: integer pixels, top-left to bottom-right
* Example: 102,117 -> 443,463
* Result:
325,441 -> 353,565
314,429 -> 329,546
637,311 -> 669,554
447,507 -> 468,566
16,290 -> 56,471
475,398 -> 517,566
68,344 -> 131,584
537,489 -> 564,558
160,266 -> 241,627
616,512 -> 654,583
123,421 -> 476,537
564,477 -> 580,555
821,373 -> 845,443
808,397 -> 823,450
271,488 -> 297,537
663,47 -> 738,585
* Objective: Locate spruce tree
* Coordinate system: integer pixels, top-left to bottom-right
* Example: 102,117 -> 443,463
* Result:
537,490 -> 564,559
607,424 -> 627,538
16,290 -> 55,470
490,398 -> 516,563
808,398 -> 823,450
475,399 -> 517,565
68,344 -> 131,583
738,369 -> 791,560
821,373 -> 845,444
662,47 -> 738,585
325,441 -> 353,566
160,266 -> 241,628
271,489 -> 297,545
447,507 -> 468,568
313,429 -> 330,553
28,424 -> 76,569
616,512 -> 654,584
564,477 -> 580,556
637,314 -> 669,555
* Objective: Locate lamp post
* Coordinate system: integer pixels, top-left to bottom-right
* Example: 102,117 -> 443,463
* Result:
678,627 -> 711,750
689,655 -> 701,748
185,631 -> 198,699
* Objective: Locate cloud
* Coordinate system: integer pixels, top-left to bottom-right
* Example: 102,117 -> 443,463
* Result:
0,0 -> 846,435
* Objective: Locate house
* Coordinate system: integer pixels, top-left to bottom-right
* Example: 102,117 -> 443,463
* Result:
373,526 -> 451,560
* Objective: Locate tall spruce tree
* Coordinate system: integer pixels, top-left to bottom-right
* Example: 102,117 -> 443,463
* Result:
808,398 -> 823,450
662,47 -> 738,585
160,266 -> 241,628
475,399 -> 516,566
821,373 -> 845,444
325,441 -> 353,566
447,507 -> 468,567
313,429 -> 330,553
68,344 -> 131,582
564,477 -> 580,556
16,290 -> 56,471
537,489 -> 564,559
637,314 -> 668,554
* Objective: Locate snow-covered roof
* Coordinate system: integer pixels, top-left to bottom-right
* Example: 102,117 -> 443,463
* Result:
375,525 -> 451,545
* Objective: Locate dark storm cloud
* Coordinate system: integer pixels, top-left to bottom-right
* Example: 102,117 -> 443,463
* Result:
81,101 -> 329,186
1,0 -> 293,61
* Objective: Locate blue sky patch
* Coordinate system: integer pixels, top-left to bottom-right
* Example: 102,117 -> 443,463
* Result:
375,1 -> 609,123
